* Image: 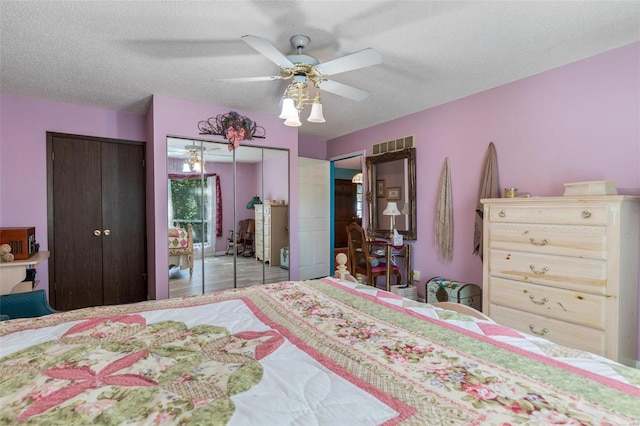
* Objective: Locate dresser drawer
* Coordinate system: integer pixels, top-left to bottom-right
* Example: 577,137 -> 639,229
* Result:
487,277 -> 605,329
489,304 -> 605,356
488,222 -> 607,259
488,249 -> 607,294
488,204 -> 609,226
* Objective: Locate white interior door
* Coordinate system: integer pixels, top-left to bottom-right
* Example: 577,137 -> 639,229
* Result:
297,157 -> 330,280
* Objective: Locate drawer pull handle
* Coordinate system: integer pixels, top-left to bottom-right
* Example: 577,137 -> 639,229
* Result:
529,295 -> 549,305
582,210 -> 592,219
530,238 -> 549,246
529,325 -> 548,336
498,210 -> 506,217
529,265 -> 549,274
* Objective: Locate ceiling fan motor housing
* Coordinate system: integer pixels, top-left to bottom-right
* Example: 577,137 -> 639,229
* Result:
290,35 -> 310,50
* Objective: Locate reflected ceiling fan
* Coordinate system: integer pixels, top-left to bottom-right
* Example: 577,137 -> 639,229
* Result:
170,144 -> 221,173
217,35 -> 382,126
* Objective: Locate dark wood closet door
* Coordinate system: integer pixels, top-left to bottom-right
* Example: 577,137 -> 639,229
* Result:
101,142 -> 147,305
48,134 -> 147,311
334,179 -> 358,248
49,136 -> 103,310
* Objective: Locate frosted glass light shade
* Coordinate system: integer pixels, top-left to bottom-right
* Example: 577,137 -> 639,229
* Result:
284,113 -> 302,127
279,98 -> 297,120
307,102 -> 326,123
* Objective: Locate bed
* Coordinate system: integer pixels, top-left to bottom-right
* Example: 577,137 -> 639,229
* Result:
1,276 -> 639,424
168,224 -> 193,276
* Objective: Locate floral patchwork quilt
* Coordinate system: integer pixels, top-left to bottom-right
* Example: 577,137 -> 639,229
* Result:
1,277 -> 639,425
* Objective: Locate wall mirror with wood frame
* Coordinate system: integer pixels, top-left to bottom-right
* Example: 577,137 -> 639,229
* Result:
167,137 -> 290,298
365,148 -> 416,240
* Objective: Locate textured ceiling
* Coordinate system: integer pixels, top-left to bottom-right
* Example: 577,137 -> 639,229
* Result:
1,1 -> 638,141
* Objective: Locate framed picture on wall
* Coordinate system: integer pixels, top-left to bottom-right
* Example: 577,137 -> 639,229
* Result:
376,180 -> 386,198
387,187 -> 401,200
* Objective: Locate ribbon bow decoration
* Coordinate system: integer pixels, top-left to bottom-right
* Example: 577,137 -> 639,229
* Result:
226,126 -> 246,151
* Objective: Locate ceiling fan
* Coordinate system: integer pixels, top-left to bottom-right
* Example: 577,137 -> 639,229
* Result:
218,35 -> 382,126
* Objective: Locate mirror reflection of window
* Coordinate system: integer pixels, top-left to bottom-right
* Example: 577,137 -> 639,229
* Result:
356,184 -> 363,219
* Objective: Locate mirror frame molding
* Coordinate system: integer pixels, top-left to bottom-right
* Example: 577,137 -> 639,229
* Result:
365,147 -> 417,240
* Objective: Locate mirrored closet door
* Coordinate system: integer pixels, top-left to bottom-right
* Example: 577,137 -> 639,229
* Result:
167,137 -> 290,297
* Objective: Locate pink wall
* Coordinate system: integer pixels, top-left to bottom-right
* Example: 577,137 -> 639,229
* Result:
327,42 -> 640,357
262,154 -> 290,203
0,95 -> 146,294
298,135 -> 327,159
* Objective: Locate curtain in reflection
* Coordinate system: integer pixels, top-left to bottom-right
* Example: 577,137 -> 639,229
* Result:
215,175 -> 222,237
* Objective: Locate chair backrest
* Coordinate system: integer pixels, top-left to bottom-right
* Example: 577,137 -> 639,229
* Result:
346,222 -> 370,275
245,219 -> 255,234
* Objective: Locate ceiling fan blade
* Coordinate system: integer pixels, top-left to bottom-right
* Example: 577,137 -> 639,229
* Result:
318,80 -> 369,101
315,48 -> 382,76
241,35 -> 295,68
215,76 -> 285,83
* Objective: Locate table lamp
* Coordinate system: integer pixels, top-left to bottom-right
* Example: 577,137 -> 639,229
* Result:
383,201 -> 401,233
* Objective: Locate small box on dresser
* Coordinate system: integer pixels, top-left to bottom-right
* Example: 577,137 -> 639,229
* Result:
480,195 -> 640,367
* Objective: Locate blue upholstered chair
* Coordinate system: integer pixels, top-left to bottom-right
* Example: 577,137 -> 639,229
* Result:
0,289 -> 57,321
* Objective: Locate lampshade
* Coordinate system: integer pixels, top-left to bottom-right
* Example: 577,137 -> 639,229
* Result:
351,172 -> 363,184
383,201 -> 401,232
279,98 -> 297,120
284,112 -> 302,127
307,101 -> 325,123
401,203 -> 409,215
246,196 -> 262,209
383,202 -> 401,216
182,158 -> 204,173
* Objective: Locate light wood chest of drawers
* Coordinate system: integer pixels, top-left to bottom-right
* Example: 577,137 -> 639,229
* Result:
481,196 -> 640,366
255,204 -> 288,267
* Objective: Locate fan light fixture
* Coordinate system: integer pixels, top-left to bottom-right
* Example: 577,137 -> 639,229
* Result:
220,35 -> 381,129
351,172 -> 363,184
182,147 -> 206,173
279,81 -> 325,127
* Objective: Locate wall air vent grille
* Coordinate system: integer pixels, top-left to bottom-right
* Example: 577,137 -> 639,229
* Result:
372,135 -> 414,155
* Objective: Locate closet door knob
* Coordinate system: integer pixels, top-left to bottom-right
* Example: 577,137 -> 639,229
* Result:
104,230 -> 111,236
94,230 -> 101,236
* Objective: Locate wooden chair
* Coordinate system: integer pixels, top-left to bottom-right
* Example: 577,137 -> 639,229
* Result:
227,219 -> 256,256
240,219 -> 255,257
168,223 -> 194,276
346,222 -> 401,287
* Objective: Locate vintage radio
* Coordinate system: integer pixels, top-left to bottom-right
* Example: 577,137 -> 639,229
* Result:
0,227 -> 37,260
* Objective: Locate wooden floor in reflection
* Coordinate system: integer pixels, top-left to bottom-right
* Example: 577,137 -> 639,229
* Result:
169,254 -> 290,298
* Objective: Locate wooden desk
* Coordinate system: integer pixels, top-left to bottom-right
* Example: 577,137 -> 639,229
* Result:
0,251 -> 49,295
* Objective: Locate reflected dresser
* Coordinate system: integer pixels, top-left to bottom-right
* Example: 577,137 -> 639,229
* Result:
481,196 -> 640,366
255,204 -> 288,267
